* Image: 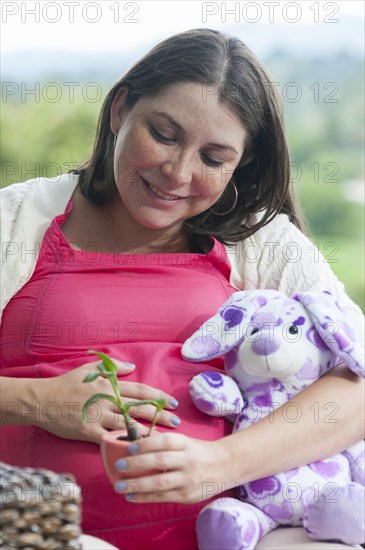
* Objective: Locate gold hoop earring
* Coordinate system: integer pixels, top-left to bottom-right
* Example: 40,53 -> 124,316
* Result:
209,181 -> 238,216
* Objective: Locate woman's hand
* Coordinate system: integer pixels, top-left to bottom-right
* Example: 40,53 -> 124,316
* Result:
112,432 -> 232,503
30,359 -> 180,444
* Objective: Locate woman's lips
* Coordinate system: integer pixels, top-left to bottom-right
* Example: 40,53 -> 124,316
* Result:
141,177 -> 187,201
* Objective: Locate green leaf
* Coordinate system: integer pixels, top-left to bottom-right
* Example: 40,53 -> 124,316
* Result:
96,363 -> 112,377
148,398 -> 167,436
124,400 -> 145,409
154,398 -> 167,411
83,371 -> 100,383
124,398 -> 167,415
123,399 -> 166,408
81,393 -> 117,422
86,350 -> 117,374
92,351 -> 117,374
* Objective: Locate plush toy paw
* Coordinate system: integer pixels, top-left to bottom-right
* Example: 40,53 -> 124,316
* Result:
303,482 -> 365,545
196,498 -> 277,550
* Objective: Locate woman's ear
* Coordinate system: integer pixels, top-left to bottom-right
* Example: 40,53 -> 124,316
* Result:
110,86 -> 130,135
293,291 -> 364,378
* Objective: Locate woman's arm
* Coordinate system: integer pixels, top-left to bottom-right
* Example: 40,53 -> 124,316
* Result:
222,364 -> 365,486
0,360 -> 180,443
0,377 -> 39,426
111,364 -> 364,503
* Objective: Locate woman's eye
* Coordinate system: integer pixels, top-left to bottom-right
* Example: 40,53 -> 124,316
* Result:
201,154 -> 224,167
150,126 -> 224,167
150,126 -> 174,144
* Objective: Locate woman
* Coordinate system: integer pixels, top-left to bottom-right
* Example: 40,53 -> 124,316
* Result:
1,29 -> 364,549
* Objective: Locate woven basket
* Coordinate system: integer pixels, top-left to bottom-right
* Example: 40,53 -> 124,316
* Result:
0,462 -> 83,549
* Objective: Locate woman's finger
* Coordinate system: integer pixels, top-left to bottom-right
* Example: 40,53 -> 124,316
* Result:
114,470 -> 184,497
114,471 -> 201,504
113,359 -> 137,375
119,401 -> 181,429
85,357 -> 136,376
124,432 -> 188,455
114,449 -> 184,476
123,489 -> 200,504
118,381 -> 179,410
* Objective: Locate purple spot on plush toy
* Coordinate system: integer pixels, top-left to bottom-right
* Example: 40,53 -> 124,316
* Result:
264,500 -> 294,520
340,321 -> 356,342
201,372 -> 224,388
252,337 -> 280,356
225,348 -> 238,370
235,396 -> 247,413
296,358 -> 321,381
190,335 -> 220,356
306,326 -> 329,351
334,299 -> 345,313
293,316 -> 305,326
221,306 -> 244,328
249,379 -> 285,394
243,520 -> 257,544
194,398 -> 219,414
237,485 -> 248,500
256,296 -> 268,307
253,392 -> 273,408
330,328 -> 351,351
286,467 -> 299,480
309,460 -> 341,478
252,312 -> 277,327
248,476 -> 281,499
238,410 -> 249,424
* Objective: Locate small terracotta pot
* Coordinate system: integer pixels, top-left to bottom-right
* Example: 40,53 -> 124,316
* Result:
101,428 -> 157,486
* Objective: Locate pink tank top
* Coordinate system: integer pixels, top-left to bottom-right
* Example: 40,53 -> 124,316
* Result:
0,197 -> 238,549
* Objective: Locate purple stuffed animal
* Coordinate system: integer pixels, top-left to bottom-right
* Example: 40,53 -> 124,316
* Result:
182,289 -> 365,549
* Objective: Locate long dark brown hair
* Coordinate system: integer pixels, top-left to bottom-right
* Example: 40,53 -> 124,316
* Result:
71,28 -> 307,245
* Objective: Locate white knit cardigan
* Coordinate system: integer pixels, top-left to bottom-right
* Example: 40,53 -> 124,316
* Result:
1,173 -> 363,344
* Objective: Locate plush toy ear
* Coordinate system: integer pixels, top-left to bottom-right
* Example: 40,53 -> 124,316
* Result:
182,289 -> 281,362
293,291 -> 364,378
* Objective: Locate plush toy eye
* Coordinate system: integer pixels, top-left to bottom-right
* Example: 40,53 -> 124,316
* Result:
250,327 -> 260,336
288,326 -> 299,335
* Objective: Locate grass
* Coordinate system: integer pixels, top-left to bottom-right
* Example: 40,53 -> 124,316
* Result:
315,235 -> 364,312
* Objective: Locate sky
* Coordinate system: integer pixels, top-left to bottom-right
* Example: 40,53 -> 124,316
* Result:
1,0 -> 364,54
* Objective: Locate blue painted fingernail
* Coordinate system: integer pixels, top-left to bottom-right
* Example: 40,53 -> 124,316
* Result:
115,458 -> 128,471
124,362 -> 136,369
170,415 -> 181,426
169,398 -> 179,408
125,493 -> 136,501
128,443 -> 139,454
114,481 -> 127,492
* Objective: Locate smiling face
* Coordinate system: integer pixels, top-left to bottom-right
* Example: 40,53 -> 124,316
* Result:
109,81 -> 248,245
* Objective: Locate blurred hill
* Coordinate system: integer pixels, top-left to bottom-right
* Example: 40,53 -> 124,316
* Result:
1,16 -> 363,80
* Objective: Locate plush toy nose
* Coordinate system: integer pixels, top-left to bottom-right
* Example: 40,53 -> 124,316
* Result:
251,333 -> 281,356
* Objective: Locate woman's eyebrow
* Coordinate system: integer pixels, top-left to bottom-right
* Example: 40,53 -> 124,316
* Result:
151,110 -> 239,154
152,111 -> 184,131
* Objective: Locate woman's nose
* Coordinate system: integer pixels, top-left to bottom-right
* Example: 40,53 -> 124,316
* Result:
161,151 -> 195,187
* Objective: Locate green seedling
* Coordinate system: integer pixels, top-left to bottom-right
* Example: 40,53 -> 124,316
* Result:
82,350 -> 166,441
